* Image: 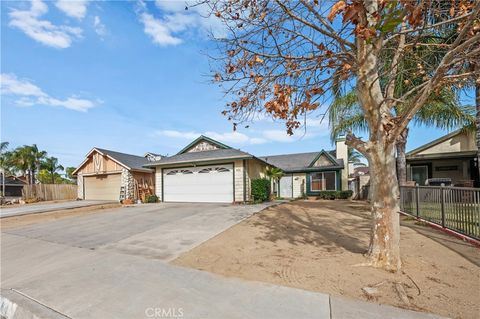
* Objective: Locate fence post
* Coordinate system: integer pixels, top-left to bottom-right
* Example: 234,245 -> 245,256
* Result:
440,186 -> 445,227
415,186 -> 420,217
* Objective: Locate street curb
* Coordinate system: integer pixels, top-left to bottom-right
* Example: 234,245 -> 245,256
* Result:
0,202 -> 120,219
1,289 -> 70,319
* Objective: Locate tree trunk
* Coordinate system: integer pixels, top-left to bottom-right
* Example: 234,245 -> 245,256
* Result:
396,142 -> 407,187
366,142 -> 402,272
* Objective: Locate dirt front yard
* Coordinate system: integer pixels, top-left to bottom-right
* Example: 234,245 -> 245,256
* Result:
173,200 -> 480,319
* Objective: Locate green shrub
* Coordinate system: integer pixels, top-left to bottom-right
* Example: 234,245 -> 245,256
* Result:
316,190 -> 353,200
145,195 -> 159,203
251,178 -> 271,202
338,190 -> 353,199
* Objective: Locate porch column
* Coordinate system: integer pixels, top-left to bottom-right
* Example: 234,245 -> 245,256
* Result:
462,160 -> 469,180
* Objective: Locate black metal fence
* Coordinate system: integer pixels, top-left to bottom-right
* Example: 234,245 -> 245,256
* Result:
400,186 -> 480,240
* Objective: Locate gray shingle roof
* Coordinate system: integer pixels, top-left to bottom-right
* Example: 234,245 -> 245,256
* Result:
259,150 -> 343,172
0,174 -> 26,186
95,148 -> 152,171
144,148 -> 254,167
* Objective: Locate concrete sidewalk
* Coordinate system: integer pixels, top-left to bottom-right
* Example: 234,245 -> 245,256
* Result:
0,200 -> 115,218
1,233 -> 444,319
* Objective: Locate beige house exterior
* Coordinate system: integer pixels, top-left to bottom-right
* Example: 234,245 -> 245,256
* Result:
146,136 -> 272,203
260,138 -> 349,198
406,129 -> 479,187
73,148 -> 155,201
75,136 -> 350,203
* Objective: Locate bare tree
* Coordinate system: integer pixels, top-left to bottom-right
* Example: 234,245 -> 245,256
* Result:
205,0 -> 480,271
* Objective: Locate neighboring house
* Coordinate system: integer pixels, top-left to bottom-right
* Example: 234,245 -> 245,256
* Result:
0,173 -> 27,197
259,137 -> 348,198
144,136 -> 273,203
348,166 -> 370,199
406,129 -> 479,187
73,148 -> 155,201
144,152 -> 163,162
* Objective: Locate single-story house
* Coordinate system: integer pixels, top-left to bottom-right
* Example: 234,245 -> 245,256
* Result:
144,136 -> 274,203
76,136 -> 350,203
259,137 -> 348,198
406,128 -> 479,187
0,173 -> 27,197
73,148 -> 155,201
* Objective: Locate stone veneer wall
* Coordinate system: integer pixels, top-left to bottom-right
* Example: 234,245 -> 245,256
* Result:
77,173 -> 84,199
121,168 -> 135,200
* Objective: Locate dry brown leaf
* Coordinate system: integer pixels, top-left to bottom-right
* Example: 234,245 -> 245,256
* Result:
327,1 -> 346,23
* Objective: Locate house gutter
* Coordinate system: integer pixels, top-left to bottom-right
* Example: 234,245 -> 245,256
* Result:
143,156 -> 255,168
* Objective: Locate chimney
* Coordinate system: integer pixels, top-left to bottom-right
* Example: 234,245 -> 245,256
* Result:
336,136 -> 349,191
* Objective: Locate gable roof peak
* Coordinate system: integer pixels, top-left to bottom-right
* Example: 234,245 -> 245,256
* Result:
177,135 -> 232,154
308,149 -> 337,167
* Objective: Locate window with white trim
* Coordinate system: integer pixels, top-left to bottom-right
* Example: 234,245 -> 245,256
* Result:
215,167 -> 230,173
166,170 -> 179,175
181,169 -> 193,174
310,171 -> 336,191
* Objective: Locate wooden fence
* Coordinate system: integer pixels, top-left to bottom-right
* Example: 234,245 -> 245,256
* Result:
23,184 -> 78,201
400,185 -> 480,240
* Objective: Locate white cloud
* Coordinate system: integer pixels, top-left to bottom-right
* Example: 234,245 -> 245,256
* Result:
93,16 -> 107,38
137,0 -> 225,47
154,1 -> 186,12
139,11 -> 183,46
1,73 -> 96,112
55,0 -> 88,19
9,0 -> 82,49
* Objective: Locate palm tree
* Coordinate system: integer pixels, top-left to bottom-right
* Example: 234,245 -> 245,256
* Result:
41,157 -> 64,184
65,167 -> 77,182
10,146 -> 35,184
9,145 -> 47,184
329,90 -> 475,186
0,142 -> 8,153
30,144 -> 47,184
265,167 -> 284,197
0,142 -> 9,197
348,147 -> 365,166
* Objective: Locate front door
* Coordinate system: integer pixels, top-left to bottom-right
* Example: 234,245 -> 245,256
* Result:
411,165 -> 428,186
279,175 -> 293,198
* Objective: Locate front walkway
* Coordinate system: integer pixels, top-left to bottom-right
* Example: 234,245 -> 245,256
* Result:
0,200 -> 115,218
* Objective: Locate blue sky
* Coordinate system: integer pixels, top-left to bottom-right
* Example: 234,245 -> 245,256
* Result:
1,1 -> 474,168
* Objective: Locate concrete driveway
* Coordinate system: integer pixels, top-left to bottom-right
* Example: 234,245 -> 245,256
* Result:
1,203 -> 442,319
3,202 -> 273,261
0,200 -> 115,218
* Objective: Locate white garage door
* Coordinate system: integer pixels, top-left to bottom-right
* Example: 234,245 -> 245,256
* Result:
163,164 -> 234,203
84,174 -> 121,200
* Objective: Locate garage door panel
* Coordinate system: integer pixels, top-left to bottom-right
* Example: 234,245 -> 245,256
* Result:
163,165 -> 233,203
84,174 -> 121,201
